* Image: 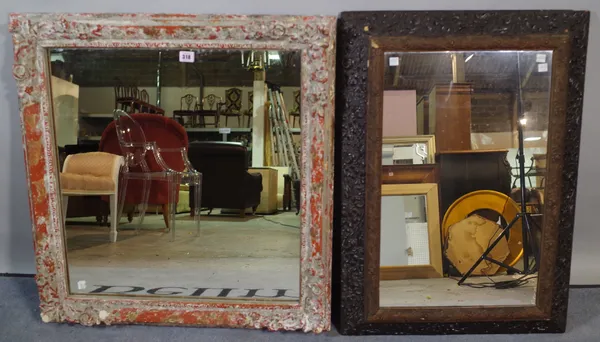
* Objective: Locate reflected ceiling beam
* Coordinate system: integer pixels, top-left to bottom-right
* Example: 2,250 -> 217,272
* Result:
451,53 -> 466,83
252,69 -> 266,167
156,51 -> 162,107
520,62 -> 536,89
388,86 -> 525,97
190,64 -> 205,101
387,73 -> 518,79
180,60 -> 188,88
392,57 -> 402,87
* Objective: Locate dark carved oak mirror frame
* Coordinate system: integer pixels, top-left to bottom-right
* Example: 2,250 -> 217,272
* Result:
10,13 -> 336,332
333,10 -> 589,335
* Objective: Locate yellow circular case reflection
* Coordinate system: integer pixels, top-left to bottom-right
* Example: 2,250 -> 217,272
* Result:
442,190 -> 524,269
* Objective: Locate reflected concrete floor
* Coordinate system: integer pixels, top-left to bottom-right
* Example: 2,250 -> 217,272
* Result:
380,274 -> 537,307
64,211 -> 301,298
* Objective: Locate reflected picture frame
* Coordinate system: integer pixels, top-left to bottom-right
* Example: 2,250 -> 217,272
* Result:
382,135 -> 436,164
333,10 -> 590,335
10,13 -> 336,332
379,183 -> 442,281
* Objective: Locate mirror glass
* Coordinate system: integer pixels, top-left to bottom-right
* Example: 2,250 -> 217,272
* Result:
380,50 -> 550,307
380,195 -> 429,267
49,48 -> 302,301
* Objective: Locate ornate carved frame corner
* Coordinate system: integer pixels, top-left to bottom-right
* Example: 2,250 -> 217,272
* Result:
333,10 -> 589,335
10,13 -> 336,332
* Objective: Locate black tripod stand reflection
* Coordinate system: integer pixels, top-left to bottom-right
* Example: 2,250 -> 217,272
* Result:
457,50 -> 544,285
457,117 -> 541,285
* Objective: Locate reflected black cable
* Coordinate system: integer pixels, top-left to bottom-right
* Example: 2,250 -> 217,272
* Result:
259,215 -> 300,229
457,274 -> 538,289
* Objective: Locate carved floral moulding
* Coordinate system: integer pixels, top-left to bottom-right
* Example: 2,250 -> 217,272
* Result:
333,10 -> 589,335
10,13 -> 336,332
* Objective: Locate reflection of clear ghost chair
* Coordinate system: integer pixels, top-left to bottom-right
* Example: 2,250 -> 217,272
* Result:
60,152 -> 124,242
102,110 -> 202,241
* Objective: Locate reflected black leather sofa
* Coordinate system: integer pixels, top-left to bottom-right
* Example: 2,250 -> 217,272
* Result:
187,141 -> 262,216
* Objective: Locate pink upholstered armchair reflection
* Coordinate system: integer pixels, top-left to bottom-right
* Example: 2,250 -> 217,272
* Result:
102,109 -> 202,241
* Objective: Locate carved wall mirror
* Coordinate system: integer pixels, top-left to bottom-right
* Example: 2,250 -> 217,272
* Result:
334,10 -> 589,335
11,13 -> 336,331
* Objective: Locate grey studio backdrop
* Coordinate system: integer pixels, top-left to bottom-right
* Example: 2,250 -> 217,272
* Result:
0,1 -> 598,285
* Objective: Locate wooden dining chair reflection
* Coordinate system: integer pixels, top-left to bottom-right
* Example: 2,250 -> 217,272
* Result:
199,94 -> 223,127
243,91 -> 253,128
220,88 -> 242,127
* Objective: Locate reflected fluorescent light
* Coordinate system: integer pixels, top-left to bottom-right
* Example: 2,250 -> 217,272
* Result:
519,118 -> 527,126
268,51 -> 280,60
465,54 -> 474,63
524,137 -> 542,142
51,53 -> 64,63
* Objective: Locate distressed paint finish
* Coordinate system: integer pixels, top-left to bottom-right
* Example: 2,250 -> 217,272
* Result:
9,13 -> 336,332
